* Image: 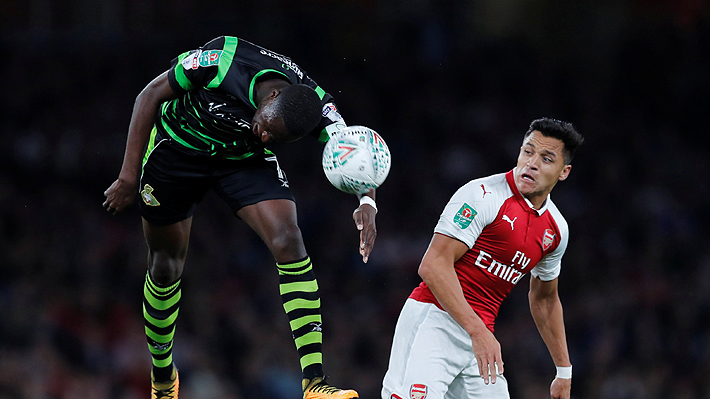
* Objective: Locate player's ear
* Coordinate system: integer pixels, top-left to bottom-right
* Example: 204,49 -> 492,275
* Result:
558,164 -> 572,181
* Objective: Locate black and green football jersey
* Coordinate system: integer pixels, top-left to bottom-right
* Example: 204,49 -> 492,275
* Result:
162,36 -> 345,160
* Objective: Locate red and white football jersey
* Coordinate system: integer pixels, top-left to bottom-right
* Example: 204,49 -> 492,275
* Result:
410,169 -> 569,332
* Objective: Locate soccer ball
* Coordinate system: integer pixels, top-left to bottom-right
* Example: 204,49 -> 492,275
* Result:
322,126 -> 391,195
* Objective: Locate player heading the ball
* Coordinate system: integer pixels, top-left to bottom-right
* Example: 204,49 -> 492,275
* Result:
102,35 -> 384,399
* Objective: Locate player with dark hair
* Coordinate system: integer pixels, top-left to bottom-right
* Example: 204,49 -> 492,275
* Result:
381,118 -> 583,399
103,36 -> 378,399
524,118 -> 582,164
273,84 -> 325,140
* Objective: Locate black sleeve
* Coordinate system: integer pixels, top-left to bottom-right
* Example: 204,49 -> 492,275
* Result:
167,36 -> 227,94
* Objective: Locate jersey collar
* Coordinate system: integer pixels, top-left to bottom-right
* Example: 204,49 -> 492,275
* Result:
506,169 -> 550,216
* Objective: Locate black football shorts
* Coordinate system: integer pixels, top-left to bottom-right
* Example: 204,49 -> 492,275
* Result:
138,128 -> 295,226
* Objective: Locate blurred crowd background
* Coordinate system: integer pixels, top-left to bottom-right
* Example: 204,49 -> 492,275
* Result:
1,0 -> 709,398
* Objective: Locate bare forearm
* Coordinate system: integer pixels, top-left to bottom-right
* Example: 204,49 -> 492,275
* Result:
119,98 -> 158,179
530,294 -> 571,367
118,71 -> 176,182
104,71 -> 176,215
420,234 -> 504,384
420,258 -> 487,336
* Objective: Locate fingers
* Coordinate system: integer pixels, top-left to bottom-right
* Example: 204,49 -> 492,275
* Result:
359,225 -> 376,262
476,350 -> 503,385
102,194 -> 115,213
477,358 -> 503,385
353,205 -> 377,262
550,376 -> 571,399
491,355 -> 502,384
476,357 -> 489,385
359,231 -> 374,263
479,358 -> 493,384
360,243 -> 368,263
353,211 -> 364,231
103,182 -> 117,214
103,187 -> 122,215
103,179 -> 138,215
103,200 -> 118,215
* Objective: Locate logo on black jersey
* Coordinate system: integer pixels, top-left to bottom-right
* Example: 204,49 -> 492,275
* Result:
322,103 -> 343,123
141,184 -> 161,207
181,50 -> 222,70
260,49 -> 304,79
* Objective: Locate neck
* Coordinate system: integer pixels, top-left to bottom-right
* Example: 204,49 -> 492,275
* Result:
525,194 -> 546,210
254,78 -> 290,106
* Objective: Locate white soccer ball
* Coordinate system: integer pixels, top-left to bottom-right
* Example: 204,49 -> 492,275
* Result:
322,126 -> 391,195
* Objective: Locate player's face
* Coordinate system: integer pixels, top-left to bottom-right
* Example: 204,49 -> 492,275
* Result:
252,96 -> 288,144
514,131 -> 571,207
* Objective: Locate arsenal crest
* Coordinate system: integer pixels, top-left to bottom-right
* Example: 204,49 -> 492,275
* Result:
410,384 -> 428,399
542,229 -> 555,250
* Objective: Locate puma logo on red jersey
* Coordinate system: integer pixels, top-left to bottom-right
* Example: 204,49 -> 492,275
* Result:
480,184 -> 491,198
502,214 -> 517,230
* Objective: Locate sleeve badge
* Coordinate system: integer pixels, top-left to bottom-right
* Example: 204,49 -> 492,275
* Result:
542,229 -> 555,250
453,203 -> 477,229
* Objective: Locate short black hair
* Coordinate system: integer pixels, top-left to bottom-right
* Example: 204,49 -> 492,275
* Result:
273,84 -> 322,142
525,117 -> 584,164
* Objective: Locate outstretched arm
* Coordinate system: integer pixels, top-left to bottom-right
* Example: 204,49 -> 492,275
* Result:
418,233 -> 504,385
103,71 -> 177,214
314,101 -> 380,263
529,276 -> 572,399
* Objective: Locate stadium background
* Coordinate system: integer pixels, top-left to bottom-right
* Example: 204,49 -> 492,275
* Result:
1,0 -> 709,398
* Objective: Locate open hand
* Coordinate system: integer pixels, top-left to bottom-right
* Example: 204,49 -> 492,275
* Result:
353,203 -> 377,263
470,326 -> 504,385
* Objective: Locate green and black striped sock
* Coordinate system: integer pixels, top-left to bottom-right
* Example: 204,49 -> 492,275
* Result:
143,272 -> 181,382
277,256 -> 324,380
